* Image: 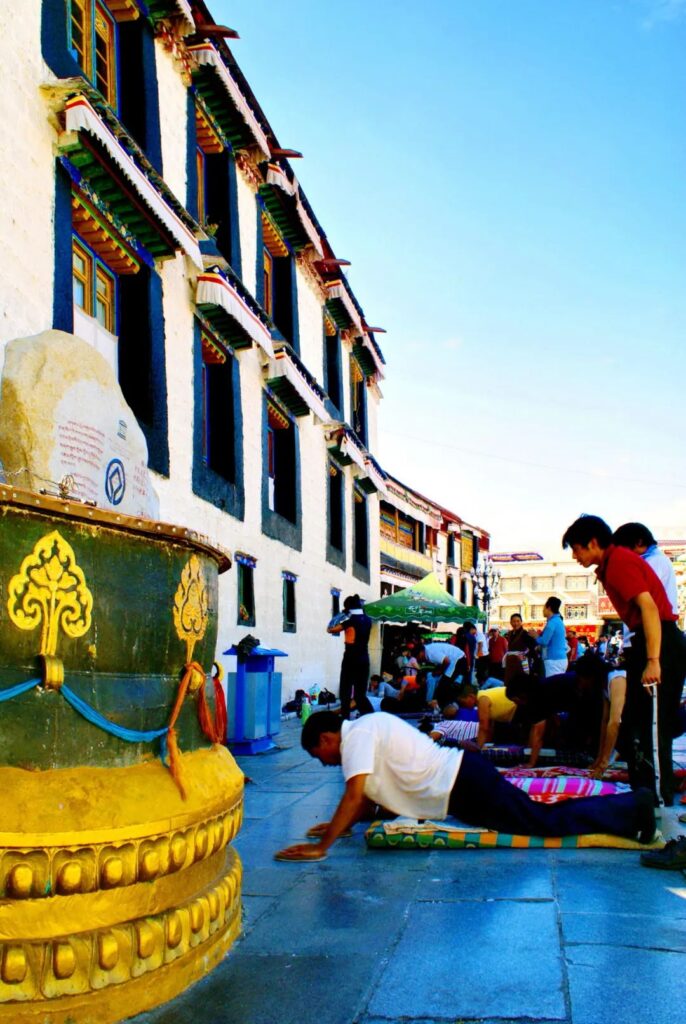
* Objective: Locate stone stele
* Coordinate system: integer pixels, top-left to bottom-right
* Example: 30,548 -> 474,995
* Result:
0,329 -> 158,518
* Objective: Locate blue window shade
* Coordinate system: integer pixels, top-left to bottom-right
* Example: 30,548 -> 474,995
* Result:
261,396 -> 302,552
53,163 -> 75,333
353,487 -> 370,584
326,460 -> 346,570
192,320 -> 244,518
118,266 -> 169,476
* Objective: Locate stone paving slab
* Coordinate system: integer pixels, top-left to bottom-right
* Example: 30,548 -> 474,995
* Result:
366,899 -> 567,1021
562,909 -> 686,950
567,945 -> 686,1024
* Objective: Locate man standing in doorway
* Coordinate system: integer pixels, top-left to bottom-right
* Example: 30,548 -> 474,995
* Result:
562,514 -> 686,805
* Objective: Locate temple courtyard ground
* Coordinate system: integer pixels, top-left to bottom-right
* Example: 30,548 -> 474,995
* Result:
133,719 -> 686,1024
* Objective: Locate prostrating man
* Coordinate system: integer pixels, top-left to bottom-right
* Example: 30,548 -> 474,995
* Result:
505,654 -> 607,767
274,711 -> 655,861
417,639 -> 467,706
562,514 -> 686,804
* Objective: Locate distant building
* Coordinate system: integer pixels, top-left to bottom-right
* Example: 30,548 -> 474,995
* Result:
490,554 -> 602,638
379,475 -> 490,604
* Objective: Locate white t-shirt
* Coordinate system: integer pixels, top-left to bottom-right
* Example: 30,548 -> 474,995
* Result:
475,630 -> 489,657
340,713 -> 462,820
423,642 -> 466,677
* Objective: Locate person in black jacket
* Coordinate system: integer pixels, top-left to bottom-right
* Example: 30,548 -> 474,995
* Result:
328,595 -> 374,719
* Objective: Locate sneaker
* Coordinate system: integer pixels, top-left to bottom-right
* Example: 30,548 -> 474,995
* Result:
635,788 -> 657,844
640,835 -> 686,870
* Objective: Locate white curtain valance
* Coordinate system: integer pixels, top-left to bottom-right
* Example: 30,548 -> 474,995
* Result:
63,96 -> 202,267
188,44 -> 271,159
196,273 -> 274,357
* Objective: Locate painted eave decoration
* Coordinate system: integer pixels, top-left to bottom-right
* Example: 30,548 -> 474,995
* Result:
196,270 -> 274,357
327,428 -> 387,494
148,0 -> 196,34
264,345 -> 329,422
259,164 -> 324,256
325,278 -> 363,333
58,90 -> 202,267
188,43 -> 271,158
353,336 -> 385,381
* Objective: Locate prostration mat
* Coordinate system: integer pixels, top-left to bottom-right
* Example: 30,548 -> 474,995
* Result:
364,817 -> 664,851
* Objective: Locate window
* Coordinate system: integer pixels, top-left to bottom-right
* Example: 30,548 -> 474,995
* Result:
447,575 -> 454,596
266,402 -> 296,521
70,0 -> 117,108
447,533 -> 456,567
500,577 -> 522,593
565,576 -> 588,591
196,147 -> 206,224
565,604 -> 588,620
531,576 -> 555,591
324,317 -> 342,414
282,573 -> 297,632
72,237 -> 116,332
327,460 -> 345,568
331,589 -> 341,619
237,556 -> 256,626
500,605 -> 522,619
353,486 -> 369,575
192,324 -> 244,517
263,248 -> 273,317
350,356 -> 367,445
460,579 -> 469,604
200,334 -> 235,482
530,605 -> 545,619
262,397 -> 301,550
260,213 -> 298,352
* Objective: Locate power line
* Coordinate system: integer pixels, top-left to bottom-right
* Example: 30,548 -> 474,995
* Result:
380,429 -> 686,490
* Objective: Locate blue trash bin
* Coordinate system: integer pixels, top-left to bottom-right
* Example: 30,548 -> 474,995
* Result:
223,645 -> 287,754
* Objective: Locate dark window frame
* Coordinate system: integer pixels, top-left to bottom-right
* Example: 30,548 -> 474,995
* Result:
282,575 -> 297,633
326,459 -> 346,570
261,396 -> 302,551
237,560 -> 256,627
352,485 -> 370,584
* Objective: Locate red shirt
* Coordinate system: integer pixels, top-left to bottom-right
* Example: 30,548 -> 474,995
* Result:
489,635 -> 508,662
596,544 -> 676,630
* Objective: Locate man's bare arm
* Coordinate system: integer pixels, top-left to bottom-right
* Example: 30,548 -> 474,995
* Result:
635,591 -> 662,686
275,774 -> 369,861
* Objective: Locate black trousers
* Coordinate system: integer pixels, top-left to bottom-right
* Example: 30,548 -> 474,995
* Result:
447,751 -> 643,838
339,650 -> 373,719
623,622 -> 686,802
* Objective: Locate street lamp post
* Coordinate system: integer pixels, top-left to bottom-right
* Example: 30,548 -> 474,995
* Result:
470,558 -> 501,630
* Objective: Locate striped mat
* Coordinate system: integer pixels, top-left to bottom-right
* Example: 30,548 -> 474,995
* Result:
364,821 -> 663,851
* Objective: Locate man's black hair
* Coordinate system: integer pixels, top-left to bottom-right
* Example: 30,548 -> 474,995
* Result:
612,522 -> 657,550
574,652 -> 610,686
561,515 -> 613,550
545,596 -> 562,614
505,672 -> 536,702
300,710 -> 342,751
343,594 -> 362,611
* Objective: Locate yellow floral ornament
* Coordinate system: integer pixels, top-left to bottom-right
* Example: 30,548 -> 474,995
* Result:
173,555 -> 209,665
7,530 -> 93,657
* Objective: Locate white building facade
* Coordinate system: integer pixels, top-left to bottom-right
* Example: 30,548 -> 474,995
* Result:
0,1 -> 388,698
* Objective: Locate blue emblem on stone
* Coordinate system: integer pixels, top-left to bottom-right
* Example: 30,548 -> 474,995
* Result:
105,458 -> 125,506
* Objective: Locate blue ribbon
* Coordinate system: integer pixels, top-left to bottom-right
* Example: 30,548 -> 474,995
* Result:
60,683 -> 168,744
0,678 -> 40,702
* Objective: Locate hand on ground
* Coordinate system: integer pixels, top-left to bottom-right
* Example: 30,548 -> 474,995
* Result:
306,822 -> 330,837
274,842 -> 327,862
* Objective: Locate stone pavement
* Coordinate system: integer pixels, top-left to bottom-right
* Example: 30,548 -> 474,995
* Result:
133,720 -> 686,1024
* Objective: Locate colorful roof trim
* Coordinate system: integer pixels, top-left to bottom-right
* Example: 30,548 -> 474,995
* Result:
265,344 -> 329,421
72,194 -> 141,274
259,165 -> 324,256
353,338 -> 385,380
61,95 -> 202,266
325,279 -> 363,333
188,43 -> 271,158
147,0 -> 195,34
196,270 -> 274,357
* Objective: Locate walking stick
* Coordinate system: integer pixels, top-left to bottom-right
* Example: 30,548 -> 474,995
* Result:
646,683 -> 664,824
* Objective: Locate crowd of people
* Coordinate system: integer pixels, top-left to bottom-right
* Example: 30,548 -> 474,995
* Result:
280,517 -> 686,868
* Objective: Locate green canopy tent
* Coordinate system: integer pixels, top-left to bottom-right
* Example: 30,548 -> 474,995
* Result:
364,571 -> 485,624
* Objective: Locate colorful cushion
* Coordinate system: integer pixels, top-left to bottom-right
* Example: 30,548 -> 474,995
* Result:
364,820 -> 663,851
505,776 -> 629,803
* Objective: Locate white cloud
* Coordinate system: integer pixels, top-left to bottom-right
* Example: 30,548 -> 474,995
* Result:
640,0 -> 686,27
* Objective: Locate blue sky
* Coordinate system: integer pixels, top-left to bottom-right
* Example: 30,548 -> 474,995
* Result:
213,0 -> 686,553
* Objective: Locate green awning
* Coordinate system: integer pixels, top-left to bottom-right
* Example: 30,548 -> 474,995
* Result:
365,572 -> 485,623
